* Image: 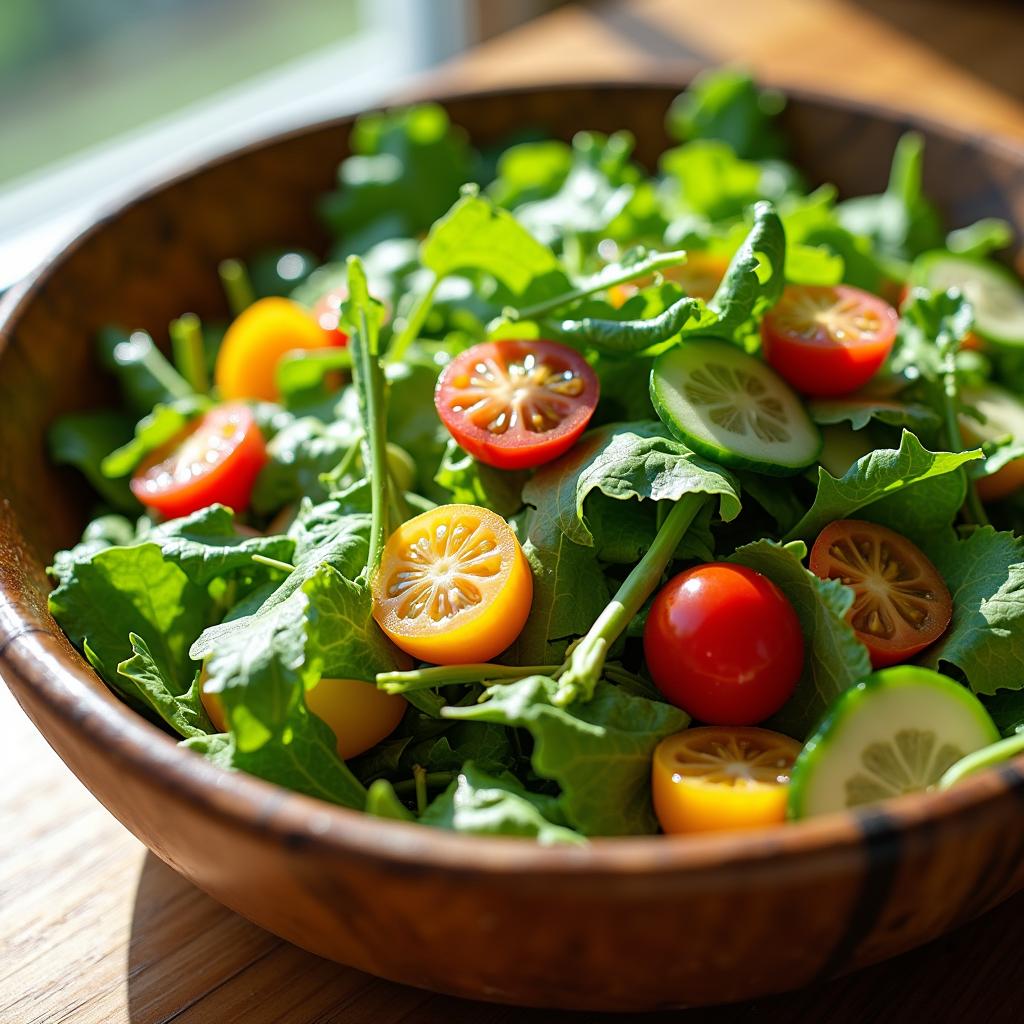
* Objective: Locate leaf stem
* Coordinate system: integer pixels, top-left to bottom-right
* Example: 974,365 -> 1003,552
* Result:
169,313 -> 209,393
938,731 -> 1024,790
554,493 -> 706,705
413,765 -> 429,814
347,257 -> 391,576
251,553 -> 296,574
377,662 -> 560,694
511,250 -> 687,320
219,258 -> 256,317
937,320 -> 989,527
393,769 -> 456,801
387,272 -> 440,364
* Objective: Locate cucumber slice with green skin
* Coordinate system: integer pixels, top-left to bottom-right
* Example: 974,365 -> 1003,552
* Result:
788,666 -> 1000,819
912,251 -> 1024,347
650,340 -> 822,475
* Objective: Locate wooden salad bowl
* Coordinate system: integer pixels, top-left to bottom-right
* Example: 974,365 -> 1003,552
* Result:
2,80 -> 1024,1012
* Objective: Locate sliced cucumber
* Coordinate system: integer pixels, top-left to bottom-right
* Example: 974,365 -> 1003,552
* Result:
788,666 -> 999,818
650,340 -> 821,475
912,251 -> 1024,347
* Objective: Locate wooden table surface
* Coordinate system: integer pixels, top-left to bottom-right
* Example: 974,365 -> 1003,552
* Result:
5,2 -> 1024,1021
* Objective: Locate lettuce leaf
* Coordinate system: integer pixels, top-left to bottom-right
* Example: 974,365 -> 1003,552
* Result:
444,676 -> 686,835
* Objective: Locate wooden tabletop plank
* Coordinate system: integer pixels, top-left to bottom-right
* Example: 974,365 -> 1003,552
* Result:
5,2 -> 1024,1021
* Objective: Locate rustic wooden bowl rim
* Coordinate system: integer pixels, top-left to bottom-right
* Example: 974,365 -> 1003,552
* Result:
2,77 -> 1023,876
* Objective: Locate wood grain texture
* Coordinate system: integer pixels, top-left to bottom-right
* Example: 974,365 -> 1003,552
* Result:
4,0 -> 1024,1019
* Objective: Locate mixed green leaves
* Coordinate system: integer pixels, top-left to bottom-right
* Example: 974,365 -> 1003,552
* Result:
44,70 -> 1024,840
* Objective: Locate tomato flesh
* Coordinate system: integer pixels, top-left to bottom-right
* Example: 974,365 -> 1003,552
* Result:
202,676 -> 405,760
643,563 -> 803,726
652,727 -> 801,834
809,519 -> 952,667
131,403 -> 266,519
762,285 -> 898,398
434,340 -> 599,469
215,297 -> 337,401
371,503 -> 533,664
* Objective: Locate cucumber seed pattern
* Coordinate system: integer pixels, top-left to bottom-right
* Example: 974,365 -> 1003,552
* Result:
683,362 -> 791,443
845,729 -> 963,805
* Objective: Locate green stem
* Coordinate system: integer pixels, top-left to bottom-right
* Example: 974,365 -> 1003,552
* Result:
512,250 -> 686,320
377,662 -> 559,695
387,273 -> 440,364
937,336 -> 989,527
347,258 -> 391,575
413,765 -> 429,815
219,259 -> 256,317
323,432 -> 363,490
132,331 -> 194,401
392,770 -> 456,800
169,313 -> 209,393
251,553 -> 296,573
554,493 -> 706,706
939,731 -> 1024,790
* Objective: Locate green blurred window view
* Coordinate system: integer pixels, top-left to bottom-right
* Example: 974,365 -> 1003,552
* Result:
0,0 -> 361,187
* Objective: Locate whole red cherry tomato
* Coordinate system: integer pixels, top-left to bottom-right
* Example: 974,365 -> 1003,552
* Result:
643,563 -> 804,725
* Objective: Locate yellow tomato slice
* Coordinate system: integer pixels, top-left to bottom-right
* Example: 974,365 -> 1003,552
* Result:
371,503 -> 533,665
202,676 -> 405,761
214,297 -> 333,401
652,727 -> 802,835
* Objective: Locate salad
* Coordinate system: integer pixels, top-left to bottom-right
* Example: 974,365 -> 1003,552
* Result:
47,72 -> 1024,843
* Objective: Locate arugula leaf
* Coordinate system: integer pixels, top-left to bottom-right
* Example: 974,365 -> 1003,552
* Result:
784,430 -> 982,542
49,543 -> 212,695
185,696 -> 367,809
49,514 -> 139,585
444,676 -> 686,835
303,564 -> 403,681
980,689 -> 1024,737
97,326 -> 193,415
946,218 -> 1013,258
920,526 -> 1024,696
48,410 -> 137,512
434,439 -> 527,518
386,360 -> 452,501
837,133 -> 943,262
251,413 -> 360,514
522,421 -> 741,548
515,131 -> 636,246
320,104 -> 475,254
118,634 -> 212,738
421,763 -> 584,845
808,396 -> 941,433
488,139 -> 573,209
541,201 -> 784,351
730,539 -> 871,737
366,779 -> 416,821
147,504 -> 296,584
422,187 -> 565,297
666,69 -> 786,161
509,504 -> 611,665
101,396 -> 211,478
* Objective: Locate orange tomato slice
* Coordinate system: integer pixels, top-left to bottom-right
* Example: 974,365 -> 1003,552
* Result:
202,676 -> 405,761
652,727 -> 801,834
608,251 -> 729,308
214,297 -> 336,401
371,504 -> 533,665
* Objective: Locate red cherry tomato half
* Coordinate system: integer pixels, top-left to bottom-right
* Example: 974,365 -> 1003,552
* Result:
643,563 -> 804,726
761,285 -> 898,398
130,403 -> 267,519
434,339 -> 599,470
809,520 -> 952,668
311,286 -> 351,347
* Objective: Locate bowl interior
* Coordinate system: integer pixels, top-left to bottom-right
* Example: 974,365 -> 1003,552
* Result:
2,79 -> 1024,835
